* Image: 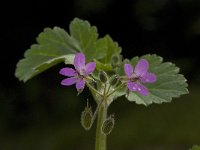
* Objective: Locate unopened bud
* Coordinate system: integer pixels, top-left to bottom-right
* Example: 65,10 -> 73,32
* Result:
90,80 -> 98,90
102,114 -> 115,135
81,102 -> 93,130
99,71 -> 108,83
109,75 -> 119,86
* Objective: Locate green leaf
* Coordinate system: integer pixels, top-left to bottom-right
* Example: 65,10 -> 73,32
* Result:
95,60 -> 113,72
16,18 -> 123,82
15,27 -> 77,82
99,35 -> 121,64
70,19 -> 98,49
117,54 -> 188,106
69,18 -> 122,62
70,18 -> 106,60
95,35 -> 122,71
189,145 -> 200,150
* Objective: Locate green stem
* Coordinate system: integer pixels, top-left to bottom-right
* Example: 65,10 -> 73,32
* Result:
103,83 -> 107,96
106,83 -> 125,98
106,84 -> 111,95
91,98 -> 104,125
86,82 -> 103,97
95,102 -> 107,150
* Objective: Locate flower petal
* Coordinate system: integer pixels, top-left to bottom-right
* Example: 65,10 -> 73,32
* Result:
61,77 -> 78,86
134,59 -> 149,77
127,81 -> 137,91
127,81 -> 149,96
74,52 -> 85,71
140,72 -> 156,83
124,64 -> 133,78
136,83 -> 149,96
59,68 -> 77,77
85,62 -> 96,75
76,79 -> 86,91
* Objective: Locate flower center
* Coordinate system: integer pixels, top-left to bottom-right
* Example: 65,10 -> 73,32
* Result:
129,74 -> 140,82
75,70 -> 85,80
79,68 -> 86,76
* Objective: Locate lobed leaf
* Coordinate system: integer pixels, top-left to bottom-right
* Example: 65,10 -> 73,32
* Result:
15,27 -> 76,82
15,18 -> 121,82
116,54 -> 188,106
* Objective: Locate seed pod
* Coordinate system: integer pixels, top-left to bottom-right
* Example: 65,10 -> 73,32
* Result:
81,104 -> 93,131
109,75 -> 119,86
102,114 -> 115,135
99,70 -> 108,83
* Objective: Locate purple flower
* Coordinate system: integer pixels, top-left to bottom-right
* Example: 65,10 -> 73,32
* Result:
124,59 -> 156,96
59,52 -> 96,92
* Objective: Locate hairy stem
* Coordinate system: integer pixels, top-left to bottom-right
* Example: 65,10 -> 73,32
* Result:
95,101 -> 107,150
86,82 -> 103,97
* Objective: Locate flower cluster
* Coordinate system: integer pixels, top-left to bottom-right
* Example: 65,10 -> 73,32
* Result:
59,53 -> 156,96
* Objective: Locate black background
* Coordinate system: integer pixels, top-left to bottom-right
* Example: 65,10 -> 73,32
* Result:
0,0 -> 200,150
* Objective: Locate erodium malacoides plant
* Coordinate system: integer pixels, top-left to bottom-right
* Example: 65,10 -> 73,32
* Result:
15,18 -> 188,150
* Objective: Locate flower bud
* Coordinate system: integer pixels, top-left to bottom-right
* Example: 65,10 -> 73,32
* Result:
102,114 -> 115,135
90,80 -> 98,90
109,75 -> 119,86
81,103 -> 93,131
99,70 -> 108,83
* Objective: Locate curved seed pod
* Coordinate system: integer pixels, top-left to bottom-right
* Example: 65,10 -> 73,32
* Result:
99,70 -> 108,83
81,103 -> 93,131
102,114 -> 115,135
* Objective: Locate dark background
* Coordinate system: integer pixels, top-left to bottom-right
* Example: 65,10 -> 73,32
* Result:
0,0 -> 200,150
